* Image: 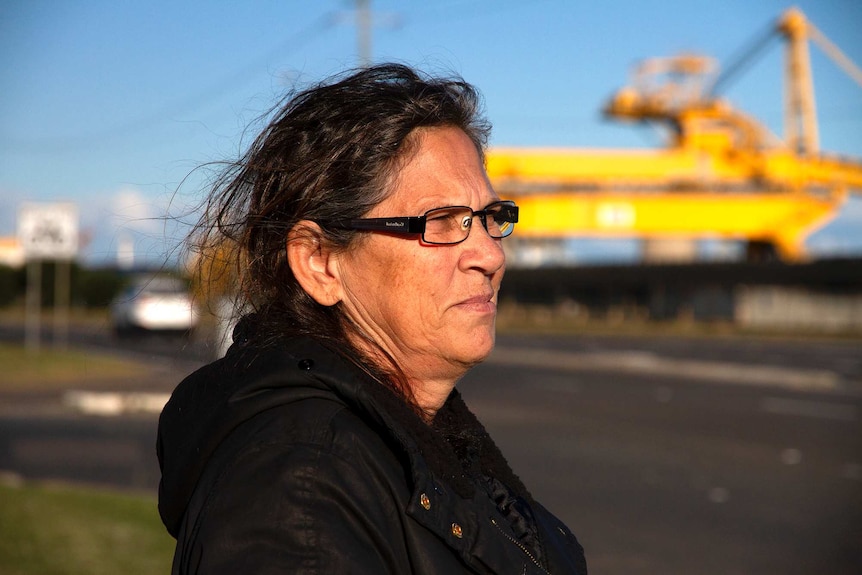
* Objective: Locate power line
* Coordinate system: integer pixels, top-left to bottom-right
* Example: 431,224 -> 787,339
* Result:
2,12 -> 337,154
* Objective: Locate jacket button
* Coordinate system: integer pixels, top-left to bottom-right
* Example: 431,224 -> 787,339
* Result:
297,359 -> 314,370
420,493 -> 431,510
451,523 -> 463,538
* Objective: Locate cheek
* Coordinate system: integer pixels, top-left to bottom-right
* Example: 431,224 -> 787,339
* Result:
354,242 -> 426,311
390,251 -> 454,323
420,258 -> 462,324
348,239 -> 461,330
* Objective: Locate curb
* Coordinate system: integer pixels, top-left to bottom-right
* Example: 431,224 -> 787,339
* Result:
62,391 -> 170,416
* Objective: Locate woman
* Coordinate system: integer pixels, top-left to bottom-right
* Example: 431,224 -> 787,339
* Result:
158,63 -> 588,574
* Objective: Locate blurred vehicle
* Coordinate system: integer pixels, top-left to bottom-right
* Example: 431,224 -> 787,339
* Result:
110,275 -> 199,336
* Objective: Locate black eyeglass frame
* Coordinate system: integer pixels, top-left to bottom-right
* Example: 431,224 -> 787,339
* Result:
323,200 -> 519,245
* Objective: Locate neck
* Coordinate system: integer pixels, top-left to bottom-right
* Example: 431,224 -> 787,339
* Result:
410,375 -> 459,421
352,335 -> 466,422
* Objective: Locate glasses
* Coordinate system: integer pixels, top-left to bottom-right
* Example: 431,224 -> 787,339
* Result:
326,200 -> 519,245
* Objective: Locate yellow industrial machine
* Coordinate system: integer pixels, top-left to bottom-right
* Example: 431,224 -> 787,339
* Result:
487,8 -> 862,262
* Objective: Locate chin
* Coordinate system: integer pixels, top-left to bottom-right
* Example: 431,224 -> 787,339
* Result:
459,328 -> 497,365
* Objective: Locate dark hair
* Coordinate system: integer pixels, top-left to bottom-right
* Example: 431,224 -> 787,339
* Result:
191,63 -> 491,401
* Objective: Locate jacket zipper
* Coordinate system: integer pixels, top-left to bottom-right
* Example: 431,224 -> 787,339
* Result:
489,517 -> 551,575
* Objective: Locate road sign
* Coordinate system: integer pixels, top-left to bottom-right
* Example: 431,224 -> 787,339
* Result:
17,202 -> 79,260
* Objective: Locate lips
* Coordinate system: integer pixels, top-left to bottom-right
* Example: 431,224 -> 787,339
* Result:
460,293 -> 493,305
455,291 -> 496,313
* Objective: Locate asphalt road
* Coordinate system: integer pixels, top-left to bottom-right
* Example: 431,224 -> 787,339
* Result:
1,329 -> 860,574
467,337 -> 862,575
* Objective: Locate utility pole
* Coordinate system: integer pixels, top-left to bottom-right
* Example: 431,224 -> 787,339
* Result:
339,1 -> 399,68
356,0 -> 372,67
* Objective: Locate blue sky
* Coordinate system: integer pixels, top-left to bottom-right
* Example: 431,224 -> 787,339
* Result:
2,0 -> 861,266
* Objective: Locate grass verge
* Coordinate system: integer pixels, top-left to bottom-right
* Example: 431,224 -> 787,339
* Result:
0,343 -> 154,393
0,480 -> 174,575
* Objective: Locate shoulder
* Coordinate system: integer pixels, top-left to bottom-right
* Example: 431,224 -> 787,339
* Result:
209,395 -> 410,508
176,396 -> 414,573
233,394 -> 404,471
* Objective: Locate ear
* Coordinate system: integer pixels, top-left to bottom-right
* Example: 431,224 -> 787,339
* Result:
287,221 -> 344,306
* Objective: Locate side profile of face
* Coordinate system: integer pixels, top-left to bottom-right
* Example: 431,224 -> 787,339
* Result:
335,126 -> 506,399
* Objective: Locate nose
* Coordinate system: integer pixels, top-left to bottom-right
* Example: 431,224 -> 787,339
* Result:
459,213 -> 505,274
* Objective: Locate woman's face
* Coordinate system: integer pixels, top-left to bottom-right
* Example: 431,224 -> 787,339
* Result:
336,126 -> 506,389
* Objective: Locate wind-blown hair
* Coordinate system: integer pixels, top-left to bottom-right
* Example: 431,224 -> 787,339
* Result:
190,63 -> 490,400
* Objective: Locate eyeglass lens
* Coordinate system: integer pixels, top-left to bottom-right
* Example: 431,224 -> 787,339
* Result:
423,203 -> 515,244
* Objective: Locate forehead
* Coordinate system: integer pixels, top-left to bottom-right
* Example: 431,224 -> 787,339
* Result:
380,127 -> 496,213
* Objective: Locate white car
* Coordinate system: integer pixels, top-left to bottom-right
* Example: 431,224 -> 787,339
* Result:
110,275 -> 199,336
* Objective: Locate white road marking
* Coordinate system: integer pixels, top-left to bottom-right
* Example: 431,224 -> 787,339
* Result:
780,448 -> 803,465
490,346 -> 842,392
708,487 -> 730,503
63,391 -> 170,416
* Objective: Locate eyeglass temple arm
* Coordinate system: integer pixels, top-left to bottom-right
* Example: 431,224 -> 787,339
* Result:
334,203 -> 517,233
343,216 -> 426,234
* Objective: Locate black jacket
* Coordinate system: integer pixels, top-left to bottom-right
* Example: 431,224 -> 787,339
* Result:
158,335 -> 587,574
